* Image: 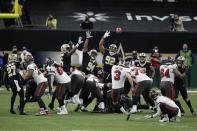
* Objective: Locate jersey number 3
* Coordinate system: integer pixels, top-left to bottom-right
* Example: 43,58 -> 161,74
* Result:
114,70 -> 121,80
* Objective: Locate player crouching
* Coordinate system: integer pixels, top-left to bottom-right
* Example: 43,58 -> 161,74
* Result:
144,90 -> 181,122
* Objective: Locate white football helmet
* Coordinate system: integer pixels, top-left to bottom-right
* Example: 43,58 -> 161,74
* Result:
139,52 -> 146,63
61,44 -> 70,53
89,49 -> 98,60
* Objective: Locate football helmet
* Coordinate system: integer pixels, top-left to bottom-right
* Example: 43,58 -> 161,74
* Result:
24,55 -> 34,65
109,44 -> 117,56
139,52 -> 146,63
166,56 -> 174,65
89,49 -> 98,60
61,44 -> 70,53
177,56 -> 185,67
132,50 -> 137,60
149,90 -> 159,100
8,54 -> 17,63
48,58 -> 55,65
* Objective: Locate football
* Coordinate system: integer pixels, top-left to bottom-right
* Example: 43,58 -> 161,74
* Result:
116,27 -> 122,34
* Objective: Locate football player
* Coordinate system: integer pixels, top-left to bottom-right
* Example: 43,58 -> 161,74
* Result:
160,57 -> 186,101
145,90 -> 181,122
174,56 -> 196,116
3,55 -> 26,115
76,72 -> 105,112
19,55 -> 49,116
60,37 -> 84,73
111,62 -> 134,116
125,50 -> 138,67
20,46 -> 32,63
135,53 -> 155,78
47,61 -> 71,115
80,31 -> 98,75
46,58 -> 55,97
127,66 -> 155,120
99,30 -> 122,83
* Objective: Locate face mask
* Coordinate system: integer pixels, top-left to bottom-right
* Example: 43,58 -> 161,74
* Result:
13,50 -> 17,54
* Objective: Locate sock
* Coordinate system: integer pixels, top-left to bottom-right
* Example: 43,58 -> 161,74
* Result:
175,101 -> 184,113
186,100 -> 194,112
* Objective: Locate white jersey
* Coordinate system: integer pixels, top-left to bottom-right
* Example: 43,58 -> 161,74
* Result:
20,51 -> 32,63
27,63 -> 47,85
46,65 -> 56,75
153,96 -> 181,117
160,64 -> 177,83
87,74 -> 100,83
111,65 -> 129,89
70,68 -> 84,78
129,67 -> 151,83
50,66 -> 71,84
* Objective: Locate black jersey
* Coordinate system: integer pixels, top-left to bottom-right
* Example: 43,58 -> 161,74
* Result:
174,66 -> 186,88
60,52 -> 71,73
4,62 -> 21,81
103,50 -> 121,74
125,56 -> 138,66
135,60 -> 152,77
81,52 -> 97,75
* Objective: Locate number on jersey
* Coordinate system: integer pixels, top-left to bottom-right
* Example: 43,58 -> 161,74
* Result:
114,70 -> 121,80
160,68 -> 170,78
105,56 -> 115,66
57,66 -> 63,75
7,63 -> 16,77
131,67 -> 145,75
86,62 -> 95,72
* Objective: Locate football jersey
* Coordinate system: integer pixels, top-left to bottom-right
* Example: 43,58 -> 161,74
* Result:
60,52 -> 71,73
46,65 -> 56,75
27,63 -> 47,85
129,67 -> 151,83
103,50 -> 122,74
50,66 -> 71,84
135,60 -> 152,77
111,65 -> 129,89
70,68 -> 85,78
174,65 -> 186,87
81,52 -> 97,75
87,74 -> 100,83
160,64 -> 177,83
156,96 -> 181,117
5,62 -> 21,81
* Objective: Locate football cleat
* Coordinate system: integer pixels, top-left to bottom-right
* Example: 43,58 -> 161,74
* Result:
80,106 -> 88,112
159,115 -> 169,122
192,112 -> 196,116
10,109 -> 16,114
35,109 -> 47,116
20,112 -> 27,115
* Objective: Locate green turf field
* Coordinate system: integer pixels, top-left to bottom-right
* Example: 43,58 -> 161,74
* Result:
0,88 -> 197,131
